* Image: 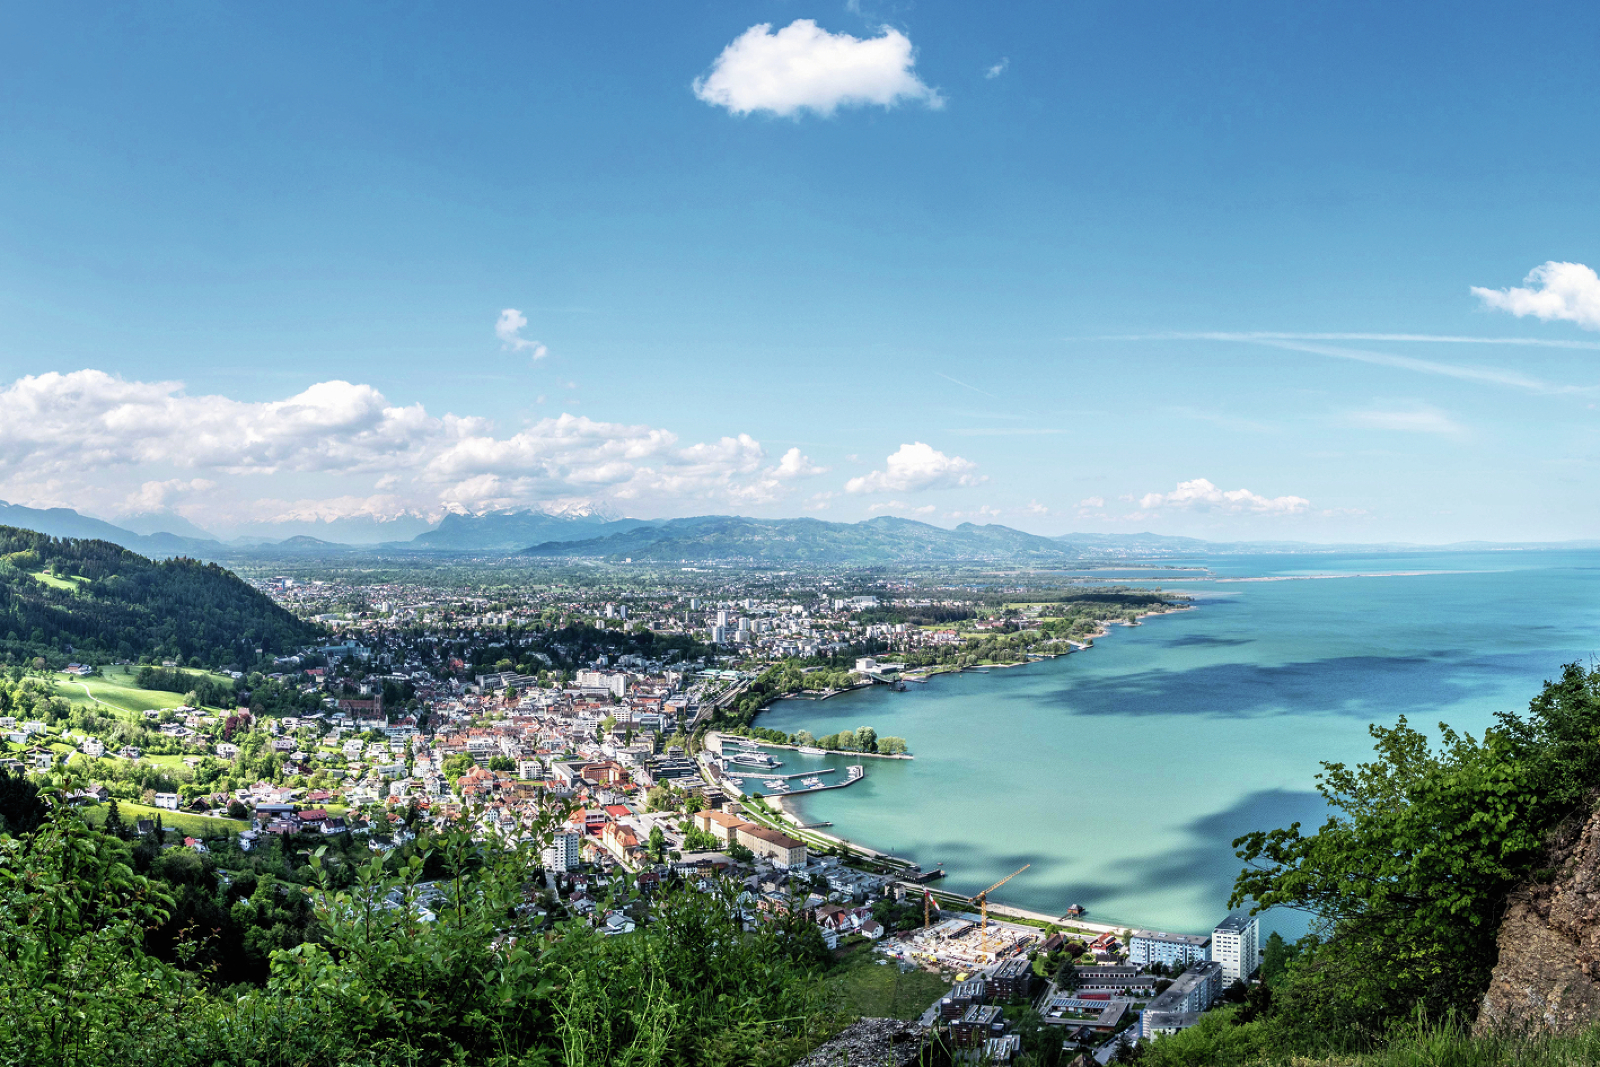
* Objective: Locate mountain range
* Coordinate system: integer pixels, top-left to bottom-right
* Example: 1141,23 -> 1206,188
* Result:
521,514 -> 1078,563
4,499 -> 1588,566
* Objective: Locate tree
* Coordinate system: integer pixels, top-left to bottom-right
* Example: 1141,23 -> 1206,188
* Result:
102,798 -> 126,839
227,799 -> 249,820
877,736 -> 908,755
648,825 -> 665,861
0,769 -> 47,837
1260,930 -> 1300,987
854,726 -> 877,752
1232,663 -> 1600,1045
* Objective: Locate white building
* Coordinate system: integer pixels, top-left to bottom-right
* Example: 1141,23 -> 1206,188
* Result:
1128,929 -> 1211,968
542,830 -> 582,872
1211,914 -> 1260,982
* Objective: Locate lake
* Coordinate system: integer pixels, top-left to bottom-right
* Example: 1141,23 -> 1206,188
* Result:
754,549 -> 1600,938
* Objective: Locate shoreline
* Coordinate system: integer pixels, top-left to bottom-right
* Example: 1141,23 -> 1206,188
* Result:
747,602 -> 1198,937
721,736 -> 914,760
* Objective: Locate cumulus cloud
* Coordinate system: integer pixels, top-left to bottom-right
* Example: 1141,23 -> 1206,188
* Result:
772,447 -> 829,478
0,370 -> 825,525
1078,496 -> 1105,508
985,58 -> 1009,79
1022,500 -> 1050,515
1137,478 -> 1311,515
495,308 -> 549,359
693,20 -> 943,117
845,442 -> 984,494
0,370 -> 439,476
1473,262 -> 1600,331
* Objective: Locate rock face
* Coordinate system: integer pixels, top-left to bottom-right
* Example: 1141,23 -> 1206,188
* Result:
790,1019 -> 927,1067
1478,805 -> 1600,1034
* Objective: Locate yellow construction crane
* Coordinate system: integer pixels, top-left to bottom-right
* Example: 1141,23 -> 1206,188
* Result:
967,864 -> 1029,955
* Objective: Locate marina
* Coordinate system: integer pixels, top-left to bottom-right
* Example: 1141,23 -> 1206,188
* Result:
721,766 -> 836,781
719,763 -> 866,796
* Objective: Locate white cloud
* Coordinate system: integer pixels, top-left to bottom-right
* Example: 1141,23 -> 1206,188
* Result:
868,500 -> 937,515
1127,332 -> 1589,395
693,20 -> 943,117
1473,262 -> 1600,331
1137,478 -> 1310,515
0,370 -> 439,477
1342,406 -> 1464,436
495,308 -> 549,359
803,491 -> 835,511
845,442 -> 984,494
985,58 -> 1009,79
119,478 -> 216,514
1022,500 -> 1050,515
772,447 -> 829,479
946,504 -> 1002,521
0,369 -> 826,525
1078,496 -> 1105,508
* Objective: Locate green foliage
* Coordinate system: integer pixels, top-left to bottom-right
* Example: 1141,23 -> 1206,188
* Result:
814,726 -> 882,753
0,768 -> 47,837
717,662 -> 857,729
0,793 -> 841,1067
0,526 -> 320,669
681,825 -> 721,852
1137,1006 -> 1284,1066
1232,662 -> 1600,1050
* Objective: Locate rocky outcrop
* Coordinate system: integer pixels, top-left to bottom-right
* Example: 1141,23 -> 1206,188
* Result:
1478,804 -> 1600,1033
790,1019 -> 928,1067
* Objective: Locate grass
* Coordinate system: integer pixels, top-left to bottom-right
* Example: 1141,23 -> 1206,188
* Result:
51,665 -> 232,717
82,800 -> 247,838
822,943 -> 951,1021
31,569 -> 90,592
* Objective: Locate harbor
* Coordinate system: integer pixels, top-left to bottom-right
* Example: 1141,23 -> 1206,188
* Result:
722,763 -> 865,795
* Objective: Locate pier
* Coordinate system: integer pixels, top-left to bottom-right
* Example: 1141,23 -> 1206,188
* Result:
723,766 -> 837,781
718,764 -> 865,797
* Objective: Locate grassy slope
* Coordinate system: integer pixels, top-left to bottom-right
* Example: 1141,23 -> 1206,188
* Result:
822,944 -> 951,1021
82,800 -> 246,837
31,570 -> 88,592
51,666 -> 234,717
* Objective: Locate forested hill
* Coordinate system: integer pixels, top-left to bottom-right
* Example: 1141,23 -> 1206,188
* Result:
0,525 -> 319,669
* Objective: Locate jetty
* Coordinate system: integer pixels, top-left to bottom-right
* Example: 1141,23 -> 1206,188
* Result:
723,766 -> 837,781
720,764 -> 865,797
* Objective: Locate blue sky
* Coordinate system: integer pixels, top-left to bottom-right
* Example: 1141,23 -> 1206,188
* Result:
2,0 -> 1599,542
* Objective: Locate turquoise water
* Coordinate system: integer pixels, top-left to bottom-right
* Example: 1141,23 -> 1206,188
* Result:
756,549 -> 1600,938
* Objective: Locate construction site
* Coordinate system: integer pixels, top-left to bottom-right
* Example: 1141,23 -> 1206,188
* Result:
878,865 -> 1050,973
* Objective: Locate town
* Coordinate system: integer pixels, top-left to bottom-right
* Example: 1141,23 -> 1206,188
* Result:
2,566 -> 1243,1063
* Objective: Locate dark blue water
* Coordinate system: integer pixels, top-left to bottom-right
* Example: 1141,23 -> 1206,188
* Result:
756,549 -> 1600,937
